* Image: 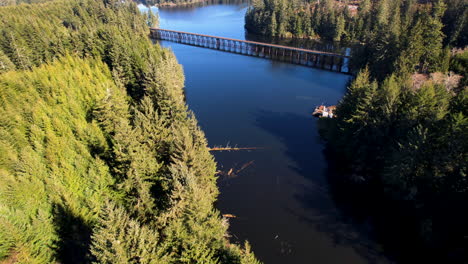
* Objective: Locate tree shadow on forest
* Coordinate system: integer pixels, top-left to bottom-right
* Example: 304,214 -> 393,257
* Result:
254,109 -> 395,264
52,203 -> 94,264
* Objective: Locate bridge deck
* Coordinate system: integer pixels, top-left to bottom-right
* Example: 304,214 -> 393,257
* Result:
150,28 -> 349,58
150,27 -> 351,73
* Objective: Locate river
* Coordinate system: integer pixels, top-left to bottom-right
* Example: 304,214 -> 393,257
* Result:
140,2 -> 392,263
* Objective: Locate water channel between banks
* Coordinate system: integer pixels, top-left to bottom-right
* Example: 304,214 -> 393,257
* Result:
140,2 -> 393,264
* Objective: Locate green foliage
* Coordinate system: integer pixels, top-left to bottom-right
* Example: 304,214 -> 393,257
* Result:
245,0 -> 320,39
0,56 -> 115,263
450,49 -> 468,87
316,5 -> 465,254
0,0 -> 165,99
246,0 -> 466,46
333,14 -> 345,42
0,49 -> 15,73
326,63 -> 467,259
442,0 -> 467,46
147,7 -> 159,27
91,202 -> 172,264
246,0 -> 351,40
0,0 -> 260,263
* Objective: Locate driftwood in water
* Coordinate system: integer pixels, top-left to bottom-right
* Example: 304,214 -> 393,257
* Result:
209,147 -> 264,151
218,160 -> 255,179
222,214 -> 237,218
237,160 -> 254,174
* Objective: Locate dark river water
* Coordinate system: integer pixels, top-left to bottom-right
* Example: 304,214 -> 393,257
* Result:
140,3 -> 392,264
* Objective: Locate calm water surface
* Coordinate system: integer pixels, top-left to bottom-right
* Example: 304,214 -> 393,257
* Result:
142,3 -> 392,263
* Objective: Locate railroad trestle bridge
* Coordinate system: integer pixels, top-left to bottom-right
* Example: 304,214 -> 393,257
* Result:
150,28 -> 351,73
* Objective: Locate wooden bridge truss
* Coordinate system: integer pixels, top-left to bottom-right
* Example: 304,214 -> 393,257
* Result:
150,28 -> 351,73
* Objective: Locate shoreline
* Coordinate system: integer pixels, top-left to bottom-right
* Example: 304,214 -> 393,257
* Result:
156,0 -> 250,8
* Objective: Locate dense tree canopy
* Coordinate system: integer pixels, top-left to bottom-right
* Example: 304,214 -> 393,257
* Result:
0,0 -> 260,263
245,0 -> 467,47
323,66 -> 467,261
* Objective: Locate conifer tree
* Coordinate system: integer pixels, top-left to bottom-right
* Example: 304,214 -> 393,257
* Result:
268,11 -> 277,36
91,203 -> 172,264
0,49 -> 15,73
333,14 -> 345,42
147,7 -> 158,27
420,1 -> 446,73
376,0 -> 390,27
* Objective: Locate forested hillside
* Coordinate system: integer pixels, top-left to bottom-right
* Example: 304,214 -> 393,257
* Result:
0,0 -> 259,263
245,0 -> 466,46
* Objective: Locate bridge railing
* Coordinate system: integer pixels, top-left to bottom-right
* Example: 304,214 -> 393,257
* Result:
150,28 -> 350,73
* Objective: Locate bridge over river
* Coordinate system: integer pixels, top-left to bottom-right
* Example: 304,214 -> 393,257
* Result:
150,28 -> 351,74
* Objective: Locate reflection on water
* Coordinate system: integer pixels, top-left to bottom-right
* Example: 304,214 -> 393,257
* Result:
152,2 -> 393,264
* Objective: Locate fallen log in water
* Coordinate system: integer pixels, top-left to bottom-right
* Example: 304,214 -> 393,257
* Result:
208,147 -> 264,151
222,214 -> 237,218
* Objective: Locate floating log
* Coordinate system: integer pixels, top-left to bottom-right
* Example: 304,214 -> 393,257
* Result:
222,214 -> 237,218
209,147 -> 264,151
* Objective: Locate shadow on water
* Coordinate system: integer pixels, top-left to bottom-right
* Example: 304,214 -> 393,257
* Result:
253,109 -> 321,178
254,109 -> 394,264
52,203 -> 94,263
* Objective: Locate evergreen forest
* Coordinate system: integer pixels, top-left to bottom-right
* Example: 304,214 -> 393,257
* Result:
0,0 -> 260,263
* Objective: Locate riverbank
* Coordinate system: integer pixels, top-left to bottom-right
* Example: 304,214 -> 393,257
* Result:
157,0 -> 205,7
